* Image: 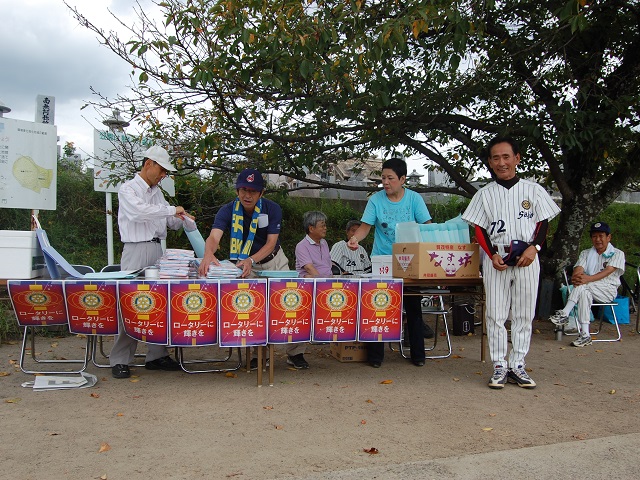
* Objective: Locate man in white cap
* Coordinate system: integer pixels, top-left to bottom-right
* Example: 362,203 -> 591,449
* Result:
110,145 -> 194,379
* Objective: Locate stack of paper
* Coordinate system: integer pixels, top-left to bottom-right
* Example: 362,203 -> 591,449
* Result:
206,260 -> 243,279
157,249 -> 195,278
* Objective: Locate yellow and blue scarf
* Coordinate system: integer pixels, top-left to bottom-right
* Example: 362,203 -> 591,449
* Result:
229,198 -> 262,261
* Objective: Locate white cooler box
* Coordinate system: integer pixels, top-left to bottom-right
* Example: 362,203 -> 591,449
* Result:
0,230 -> 47,279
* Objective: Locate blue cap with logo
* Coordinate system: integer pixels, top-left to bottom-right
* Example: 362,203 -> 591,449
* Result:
236,168 -> 265,191
590,222 -> 610,235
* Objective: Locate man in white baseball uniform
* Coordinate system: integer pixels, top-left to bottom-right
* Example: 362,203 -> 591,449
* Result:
462,137 -> 560,389
549,222 -> 625,347
330,220 -> 372,275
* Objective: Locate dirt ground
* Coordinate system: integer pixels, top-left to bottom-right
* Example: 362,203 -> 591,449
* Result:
1,318 -> 640,480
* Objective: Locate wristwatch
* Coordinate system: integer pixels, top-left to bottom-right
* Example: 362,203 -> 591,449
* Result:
249,257 -> 255,265
532,244 -> 541,252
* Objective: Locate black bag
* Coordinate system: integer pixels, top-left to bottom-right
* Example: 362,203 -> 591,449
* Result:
452,303 -> 475,336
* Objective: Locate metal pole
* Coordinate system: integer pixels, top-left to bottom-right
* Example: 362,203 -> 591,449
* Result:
106,192 -> 114,265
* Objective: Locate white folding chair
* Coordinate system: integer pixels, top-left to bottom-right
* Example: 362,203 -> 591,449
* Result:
390,293 -> 452,359
562,269 -> 621,342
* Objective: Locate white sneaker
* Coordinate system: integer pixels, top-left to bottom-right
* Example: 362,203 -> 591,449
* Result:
571,334 -> 592,347
549,310 -> 569,326
488,366 -> 508,389
508,365 -> 537,388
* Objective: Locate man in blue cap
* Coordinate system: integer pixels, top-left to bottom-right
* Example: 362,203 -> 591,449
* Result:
549,221 -> 625,347
198,168 -> 309,369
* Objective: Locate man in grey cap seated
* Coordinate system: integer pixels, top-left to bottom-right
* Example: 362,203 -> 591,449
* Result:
110,145 -> 194,379
549,222 -> 625,347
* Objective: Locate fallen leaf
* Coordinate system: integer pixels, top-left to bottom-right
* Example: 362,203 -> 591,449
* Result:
129,378 -> 140,383
458,347 -> 465,351
116,413 -> 124,417
9,360 -> 17,365
595,349 -> 603,353
274,425 -> 283,430
572,433 -> 587,440
525,367 -> 533,373
100,475 -> 108,480
452,377 -> 460,382
451,354 -> 463,359
98,442 -> 111,453
609,389 -> 616,394
90,393 -> 100,398
365,399 -> 373,403
482,427 -> 493,431
0,371 -> 10,377
533,328 -> 541,334
361,420 -> 367,425
225,372 -> 237,378
263,406 -> 274,410
50,342 -> 58,348
474,371 -> 483,375
5,398 -> 21,403
489,413 -> 496,417
363,447 -> 379,454
379,379 -> 393,384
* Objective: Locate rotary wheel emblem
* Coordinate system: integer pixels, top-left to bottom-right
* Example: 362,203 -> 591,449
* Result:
281,289 -> 301,311
183,292 -> 205,314
132,292 -> 154,313
233,291 -> 254,312
372,290 -> 390,310
80,292 -> 102,309
327,290 -> 346,310
27,292 -> 48,307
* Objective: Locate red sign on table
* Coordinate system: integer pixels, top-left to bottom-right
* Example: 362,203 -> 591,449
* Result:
7,280 -> 67,326
312,279 -> 359,342
357,279 -> 403,342
218,279 -> 268,347
64,280 -> 119,335
169,280 -> 219,346
267,278 -> 314,344
118,281 -> 169,345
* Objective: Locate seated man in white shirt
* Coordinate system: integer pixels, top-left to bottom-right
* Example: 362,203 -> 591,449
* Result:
549,222 -> 625,347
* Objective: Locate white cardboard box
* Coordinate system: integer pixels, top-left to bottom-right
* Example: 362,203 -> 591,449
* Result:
0,230 -> 46,279
370,255 -> 393,277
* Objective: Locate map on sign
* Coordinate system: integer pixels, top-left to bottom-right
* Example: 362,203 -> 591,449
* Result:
93,129 -> 175,196
0,117 -> 57,210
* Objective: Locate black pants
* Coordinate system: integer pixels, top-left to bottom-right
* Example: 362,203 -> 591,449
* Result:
367,294 -> 425,363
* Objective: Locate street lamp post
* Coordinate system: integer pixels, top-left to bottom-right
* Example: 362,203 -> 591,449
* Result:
102,109 -> 130,265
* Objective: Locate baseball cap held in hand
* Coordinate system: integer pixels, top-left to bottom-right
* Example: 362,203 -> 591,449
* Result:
143,145 -> 176,172
236,168 -> 265,191
502,240 -> 529,266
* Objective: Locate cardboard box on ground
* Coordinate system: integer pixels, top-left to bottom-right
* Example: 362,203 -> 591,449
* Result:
392,243 -> 480,280
330,342 -> 368,362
